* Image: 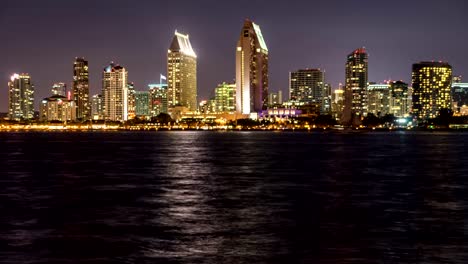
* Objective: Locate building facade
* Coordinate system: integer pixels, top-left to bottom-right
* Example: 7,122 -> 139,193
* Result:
343,48 -> 368,122
91,94 -> 104,120
215,82 -> 236,113
149,83 -> 168,117
40,95 -> 76,122
367,83 -> 390,117
135,91 -> 150,117
236,19 -> 269,114
389,81 -> 410,117
268,91 -> 283,106
73,57 -> 90,121
289,69 -> 324,105
102,63 -> 128,121
127,82 -> 136,120
52,82 -> 67,97
8,73 -> 34,121
332,89 -> 345,120
167,31 -> 197,113
412,61 -> 452,120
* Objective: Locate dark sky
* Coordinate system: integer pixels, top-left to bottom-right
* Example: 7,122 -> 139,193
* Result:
1,0 -> 468,112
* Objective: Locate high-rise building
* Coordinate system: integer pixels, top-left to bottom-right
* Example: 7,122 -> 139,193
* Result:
289,69 -> 324,105
451,82 -> 468,114
389,81 -> 410,117
236,19 -> 269,114
127,82 -> 136,120
332,88 -> 345,119
412,61 -> 452,120
343,48 -> 368,122
52,82 -> 67,97
148,83 -> 168,117
214,82 -> 236,113
91,94 -> 104,120
367,83 -> 390,117
268,91 -> 283,106
73,57 -> 90,121
40,95 -> 76,122
322,83 -> 332,114
135,91 -> 150,117
102,63 -> 128,121
167,31 -> 197,113
8,73 -> 34,121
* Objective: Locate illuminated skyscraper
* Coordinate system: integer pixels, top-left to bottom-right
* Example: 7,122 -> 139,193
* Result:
332,88 -> 345,119
167,31 -> 197,112
214,82 -> 236,113
135,91 -> 150,117
389,81 -> 410,117
236,19 -> 269,114
367,83 -> 390,117
412,61 -> 452,120
127,82 -> 136,120
52,82 -> 67,97
149,83 -> 168,116
102,63 -> 128,121
8,73 -> 34,121
289,69 -> 324,105
73,57 -> 90,120
343,48 -> 368,122
91,94 -> 104,120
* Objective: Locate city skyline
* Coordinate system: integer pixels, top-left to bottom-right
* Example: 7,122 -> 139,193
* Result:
2,0 -> 468,112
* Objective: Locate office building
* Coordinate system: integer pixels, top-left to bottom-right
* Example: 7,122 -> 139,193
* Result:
236,19 -> 269,114
214,82 -> 236,113
91,94 -> 104,120
149,83 -> 168,116
52,82 -> 67,97
127,82 -> 136,120
73,57 -> 90,120
412,61 -> 452,120
167,31 -> 197,112
367,83 -> 390,117
332,88 -> 345,119
135,91 -> 150,117
389,81 -> 410,117
8,73 -> 34,121
102,63 -> 128,121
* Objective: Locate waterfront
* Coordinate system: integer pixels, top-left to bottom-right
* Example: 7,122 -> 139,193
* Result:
1,131 -> 468,263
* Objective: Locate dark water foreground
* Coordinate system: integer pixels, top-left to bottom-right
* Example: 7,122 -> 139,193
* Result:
0,131 -> 467,263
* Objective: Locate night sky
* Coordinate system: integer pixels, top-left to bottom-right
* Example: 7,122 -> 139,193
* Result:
1,0 -> 468,112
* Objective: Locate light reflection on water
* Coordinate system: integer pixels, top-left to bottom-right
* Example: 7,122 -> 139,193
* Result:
0,131 -> 467,263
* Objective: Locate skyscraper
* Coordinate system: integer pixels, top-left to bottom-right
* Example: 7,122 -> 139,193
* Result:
135,91 -> 150,117
167,31 -> 197,113
8,73 -> 34,121
52,82 -> 67,97
91,94 -> 104,120
214,82 -> 236,113
367,83 -> 390,117
236,19 -> 269,114
102,63 -> 128,121
149,83 -> 168,116
289,69 -> 324,105
389,81 -> 410,117
343,48 -> 368,122
127,82 -> 136,120
412,61 -> 452,120
73,57 -> 90,121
